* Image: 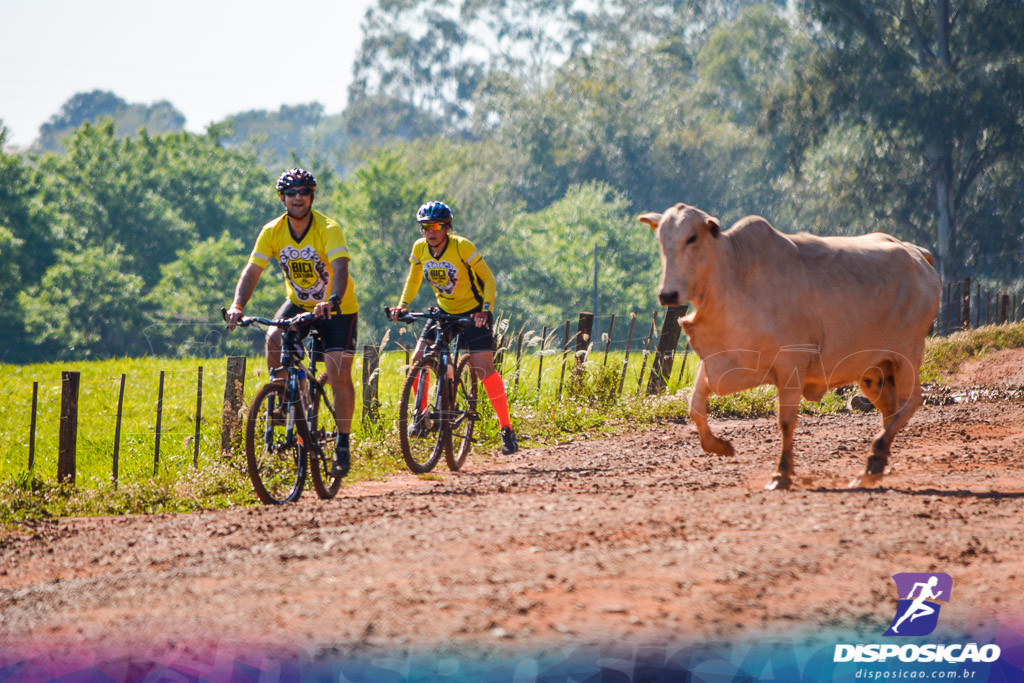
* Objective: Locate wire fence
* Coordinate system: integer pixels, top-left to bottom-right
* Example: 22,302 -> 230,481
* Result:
8,277 -> 1022,487
1,308 -> 692,487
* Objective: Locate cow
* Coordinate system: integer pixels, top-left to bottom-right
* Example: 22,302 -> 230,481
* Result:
639,203 -> 941,490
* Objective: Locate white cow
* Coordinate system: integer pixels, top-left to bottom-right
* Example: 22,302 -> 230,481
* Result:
640,203 -> 941,489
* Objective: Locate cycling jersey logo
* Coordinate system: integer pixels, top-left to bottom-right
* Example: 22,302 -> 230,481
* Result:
883,573 -> 952,636
424,259 -> 458,296
280,245 -> 328,301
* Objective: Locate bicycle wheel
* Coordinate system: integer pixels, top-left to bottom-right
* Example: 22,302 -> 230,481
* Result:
307,373 -> 342,499
445,354 -> 478,472
398,357 -> 446,473
245,382 -> 305,504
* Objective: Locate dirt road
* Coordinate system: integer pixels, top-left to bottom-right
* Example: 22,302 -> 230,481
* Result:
2,352 -> 1024,669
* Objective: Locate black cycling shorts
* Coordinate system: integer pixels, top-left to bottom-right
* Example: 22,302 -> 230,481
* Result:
419,308 -> 494,353
274,301 -> 358,355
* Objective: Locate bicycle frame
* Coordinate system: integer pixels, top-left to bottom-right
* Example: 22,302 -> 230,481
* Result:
225,304 -> 344,503
414,320 -> 465,423
233,311 -> 335,461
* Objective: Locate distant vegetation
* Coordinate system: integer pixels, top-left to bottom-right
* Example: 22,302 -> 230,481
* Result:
2,0 -> 1023,364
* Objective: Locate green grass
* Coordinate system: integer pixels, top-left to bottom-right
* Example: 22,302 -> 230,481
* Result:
3,322 -> 1022,529
920,321 -> 1024,382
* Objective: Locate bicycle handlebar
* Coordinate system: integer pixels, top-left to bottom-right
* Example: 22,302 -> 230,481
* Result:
222,294 -> 339,328
221,307 -> 316,329
385,306 -> 474,327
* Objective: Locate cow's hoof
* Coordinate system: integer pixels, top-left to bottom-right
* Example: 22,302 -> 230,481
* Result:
849,471 -> 885,488
701,437 -> 734,457
766,474 -> 792,490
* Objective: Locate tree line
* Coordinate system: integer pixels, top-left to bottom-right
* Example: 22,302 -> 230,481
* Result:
1,0 -> 1022,363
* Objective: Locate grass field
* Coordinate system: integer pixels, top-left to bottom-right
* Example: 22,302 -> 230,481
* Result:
4,321 -> 1022,525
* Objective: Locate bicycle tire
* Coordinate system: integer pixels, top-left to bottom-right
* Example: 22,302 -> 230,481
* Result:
444,354 -> 478,472
307,374 -> 342,499
398,357 -> 446,473
245,382 -> 305,504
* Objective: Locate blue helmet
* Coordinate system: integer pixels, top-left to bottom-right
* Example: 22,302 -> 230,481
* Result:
276,168 -> 317,192
416,200 -> 453,224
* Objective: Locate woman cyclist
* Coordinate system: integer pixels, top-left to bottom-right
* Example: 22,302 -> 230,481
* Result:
388,201 -> 519,455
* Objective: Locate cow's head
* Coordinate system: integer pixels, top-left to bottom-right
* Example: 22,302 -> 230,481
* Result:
639,203 -> 721,307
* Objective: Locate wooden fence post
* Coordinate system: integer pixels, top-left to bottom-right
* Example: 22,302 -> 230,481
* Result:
536,325 -> 548,395
28,382 -> 38,471
193,366 -> 203,468
635,312 -> 659,396
675,343 -> 691,386
573,312 -> 594,389
647,305 -> 686,395
557,321 -> 571,398
113,374 -> 126,483
944,281 -> 951,335
514,327 -> 525,392
58,371 -> 80,485
221,356 -> 247,453
962,277 -> 971,330
618,313 -> 638,395
154,370 -> 165,475
362,344 -> 381,425
602,314 -> 615,366
950,280 -> 958,333
975,283 -> 981,327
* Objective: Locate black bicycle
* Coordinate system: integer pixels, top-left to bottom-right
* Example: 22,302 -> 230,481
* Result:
223,308 -> 342,504
390,307 -> 480,474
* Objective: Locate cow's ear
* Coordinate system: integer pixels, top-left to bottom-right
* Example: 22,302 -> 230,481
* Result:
706,217 -> 721,238
638,212 -> 662,231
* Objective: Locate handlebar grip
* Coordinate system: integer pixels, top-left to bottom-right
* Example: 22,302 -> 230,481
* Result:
385,305 -> 416,324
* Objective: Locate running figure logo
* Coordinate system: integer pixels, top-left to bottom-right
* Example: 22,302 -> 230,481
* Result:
883,573 -> 952,636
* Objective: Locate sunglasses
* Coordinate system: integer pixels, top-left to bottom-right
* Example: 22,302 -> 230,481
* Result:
282,188 -> 312,197
420,222 -> 447,232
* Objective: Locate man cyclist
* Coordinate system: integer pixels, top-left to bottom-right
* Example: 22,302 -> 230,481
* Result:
388,201 -> 519,455
225,168 -> 358,477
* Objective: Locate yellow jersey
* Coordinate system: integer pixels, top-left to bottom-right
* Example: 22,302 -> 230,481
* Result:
248,210 -> 358,313
398,234 -> 496,314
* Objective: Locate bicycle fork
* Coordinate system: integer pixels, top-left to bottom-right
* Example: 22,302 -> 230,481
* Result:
413,355 -> 453,428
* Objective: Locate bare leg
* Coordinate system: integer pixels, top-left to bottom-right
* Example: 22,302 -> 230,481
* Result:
324,351 -> 355,435
265,327 -> 284,380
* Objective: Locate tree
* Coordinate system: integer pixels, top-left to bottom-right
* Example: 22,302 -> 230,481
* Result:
35,121 -> 276,285
788,0 -> 1024,282
19,247 -> 151,359
0,226 -> 25,361
0,125 -> 46,361
146,233 -> 282,357
34,90 -> 185,152
327,150 -> 435,344
349,0 -> 588,132
503,182 -> 660,327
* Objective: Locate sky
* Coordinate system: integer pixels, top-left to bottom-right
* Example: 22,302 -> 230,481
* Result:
1,0 -> 377,148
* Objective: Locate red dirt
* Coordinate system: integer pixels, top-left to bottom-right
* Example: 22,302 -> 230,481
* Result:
2,351 -> 1024,663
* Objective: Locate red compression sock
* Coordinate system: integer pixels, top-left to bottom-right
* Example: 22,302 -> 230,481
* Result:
481,372 -> 512,429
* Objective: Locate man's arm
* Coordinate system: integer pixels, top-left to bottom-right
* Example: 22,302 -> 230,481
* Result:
314,257 -> 349,318
330,258 -> 349,302
226,262 -> 264,330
